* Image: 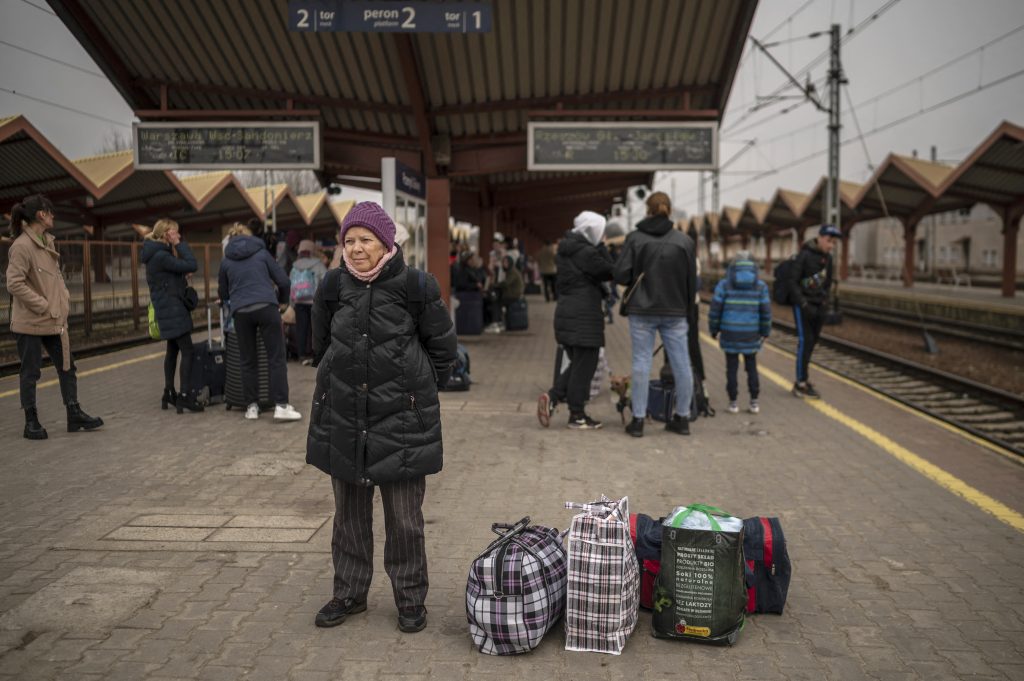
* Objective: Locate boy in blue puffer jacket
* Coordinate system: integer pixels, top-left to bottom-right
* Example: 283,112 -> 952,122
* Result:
708,252 -> 771,414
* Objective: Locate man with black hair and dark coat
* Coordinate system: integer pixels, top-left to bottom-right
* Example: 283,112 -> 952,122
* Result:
613,191 -> 697,438
537,211 -> 613,430
786,224 -> 839,399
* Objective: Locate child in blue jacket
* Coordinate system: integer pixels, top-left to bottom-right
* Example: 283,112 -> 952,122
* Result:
708,252 -> 771,414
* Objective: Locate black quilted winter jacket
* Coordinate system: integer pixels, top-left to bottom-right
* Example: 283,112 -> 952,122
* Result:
553,231 -> 614,348
306,248 -> 458,485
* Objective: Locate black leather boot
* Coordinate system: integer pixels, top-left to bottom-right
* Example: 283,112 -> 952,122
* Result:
176,390 -> 205,413
66,403 -> 104,432
161,387 -> 177,410
24,407 -> 48,440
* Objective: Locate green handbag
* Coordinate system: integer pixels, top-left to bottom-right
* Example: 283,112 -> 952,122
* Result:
147,302 -> 161,340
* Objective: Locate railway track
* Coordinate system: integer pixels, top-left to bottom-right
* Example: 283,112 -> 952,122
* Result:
768,319 -> 1024,458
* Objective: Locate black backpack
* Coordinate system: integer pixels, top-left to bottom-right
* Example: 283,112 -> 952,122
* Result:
772,256 -> 797,305
742,516 -> 792,615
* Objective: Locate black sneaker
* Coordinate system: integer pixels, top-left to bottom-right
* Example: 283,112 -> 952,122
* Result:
314,597 -> 367,628
625,417 -> 644,438
665,414 -> 690,435
804,382 -> 821,399
398,605 -> 427,633
791,382 -> 806,398
567,414 -> 602,430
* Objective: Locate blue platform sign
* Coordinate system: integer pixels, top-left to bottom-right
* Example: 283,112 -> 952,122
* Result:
289,1 -> 492,33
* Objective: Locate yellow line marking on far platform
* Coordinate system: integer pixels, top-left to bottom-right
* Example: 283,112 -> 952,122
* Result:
0,351 -> 164,399
700,332 -> 1023,533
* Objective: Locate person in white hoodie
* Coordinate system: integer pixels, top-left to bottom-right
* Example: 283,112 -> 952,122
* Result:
289,239 -> 328,364
536,211 -> 614,430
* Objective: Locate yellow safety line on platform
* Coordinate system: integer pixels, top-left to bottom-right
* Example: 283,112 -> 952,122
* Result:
699,332 -> 1023,533
759,338 -> 1022,465
0,351 -> 164,399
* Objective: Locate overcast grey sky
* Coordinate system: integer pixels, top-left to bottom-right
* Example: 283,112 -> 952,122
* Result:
1,0 -> 1022,215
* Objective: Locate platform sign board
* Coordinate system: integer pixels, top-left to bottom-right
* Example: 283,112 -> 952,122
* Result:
289,1 -> 491,33
382,158 -> 428,270
527,121 -> 718,171
133,122 -> 321,170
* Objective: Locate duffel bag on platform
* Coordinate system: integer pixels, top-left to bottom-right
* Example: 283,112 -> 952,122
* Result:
564,495 -> 640,655
629,513 -> 664,610
652,504 -> 747,645
466,517 -> 568,655
743,516 -> 791,614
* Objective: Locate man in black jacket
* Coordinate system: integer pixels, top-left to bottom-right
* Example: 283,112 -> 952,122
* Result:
613,192 -> 697,438
786,224 -> 840,399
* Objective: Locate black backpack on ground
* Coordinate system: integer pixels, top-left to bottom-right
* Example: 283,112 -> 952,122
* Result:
742,516 -> 791,615
440,344 -> 471,391
772,256 -> 797,305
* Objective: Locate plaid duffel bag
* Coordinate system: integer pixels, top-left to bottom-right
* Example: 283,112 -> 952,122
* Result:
564,495 -> 640,654
466,516 -> 568,655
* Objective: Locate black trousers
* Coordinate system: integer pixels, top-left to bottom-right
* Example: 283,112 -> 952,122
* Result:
15,333 -> 77,410
330,476 -> 428,609
164,334 -> 194,394
294,303 -> 313,359
541,274 -> 557,302
725,352 -> 759,401
233,304 -> 289,405
550,345 -> 600,414
793,305 -> 824,384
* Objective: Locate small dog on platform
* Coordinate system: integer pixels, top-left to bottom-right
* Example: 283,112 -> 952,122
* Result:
609,374 -> 632,424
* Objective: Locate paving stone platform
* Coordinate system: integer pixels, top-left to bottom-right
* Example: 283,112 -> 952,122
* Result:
0,297 -> 1021,680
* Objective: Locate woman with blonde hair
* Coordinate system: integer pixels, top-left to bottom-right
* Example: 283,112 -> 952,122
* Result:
142,218 -> 202,412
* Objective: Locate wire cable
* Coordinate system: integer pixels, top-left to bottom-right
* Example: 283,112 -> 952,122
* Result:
0,40 -> 106,78
0,87 -> 131,128
16,0 -> 56,16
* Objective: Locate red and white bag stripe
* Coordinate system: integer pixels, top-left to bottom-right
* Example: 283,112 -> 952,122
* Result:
563,495 -> 640,654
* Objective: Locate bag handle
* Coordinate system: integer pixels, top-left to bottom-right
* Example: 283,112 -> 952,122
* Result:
479,516 -> 530,557
565,495 -> 627,522
669,503 -> 730,532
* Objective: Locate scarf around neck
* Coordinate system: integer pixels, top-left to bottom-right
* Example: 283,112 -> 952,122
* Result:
344,244 -> 398,283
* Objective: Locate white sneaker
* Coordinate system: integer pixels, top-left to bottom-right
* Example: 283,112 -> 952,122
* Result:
727,401 -> 739,414
244,403 -> 260,420
749,401 -> 760,414
273,404 -> 302,421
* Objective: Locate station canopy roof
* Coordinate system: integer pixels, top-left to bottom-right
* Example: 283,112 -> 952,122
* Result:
49,0 -> 758,239
802,177 -> 864,227
937,121 -> 1024,213
763,188 -> 810,232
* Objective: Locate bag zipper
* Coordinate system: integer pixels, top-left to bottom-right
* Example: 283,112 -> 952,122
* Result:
410,394 -> 426,430
760,517 -> 775,576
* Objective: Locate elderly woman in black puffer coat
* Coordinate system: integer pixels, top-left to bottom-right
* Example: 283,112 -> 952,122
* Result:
306,202 -> 457,635
536,210 -> 613,430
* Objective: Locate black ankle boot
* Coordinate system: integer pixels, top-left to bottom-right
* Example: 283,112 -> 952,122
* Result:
625,417 -> 644,438
161,387 -> 177,410
24,407 -> 48,440
66,403 -> 104,432
176,390 -> 205,414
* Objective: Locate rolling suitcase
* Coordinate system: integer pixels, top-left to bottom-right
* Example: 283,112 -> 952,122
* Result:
455,290 -> 485,335
186,306 -> 226,406
505,298 -> 528,331
224,323 -> 274,411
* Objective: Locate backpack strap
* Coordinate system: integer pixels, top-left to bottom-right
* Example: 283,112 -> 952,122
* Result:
406,267 -> 427,320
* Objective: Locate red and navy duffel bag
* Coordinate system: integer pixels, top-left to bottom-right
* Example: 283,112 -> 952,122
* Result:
628,513 -> 662,610
742,516 -> 791,614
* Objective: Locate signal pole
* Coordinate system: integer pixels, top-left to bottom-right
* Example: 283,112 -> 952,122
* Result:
825,23 -> 845,231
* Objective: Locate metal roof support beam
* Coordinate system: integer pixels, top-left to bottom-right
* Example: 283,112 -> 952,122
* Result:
430,85 -> 717,116
134,78 -> 411,115
134,109 -> 319,119
528,109 -> 719,119
448,146 -> 525,177
324,128 -> 420,149
52,1 -> 157,109
393,35 -> 438,178
322,140 -> 421,176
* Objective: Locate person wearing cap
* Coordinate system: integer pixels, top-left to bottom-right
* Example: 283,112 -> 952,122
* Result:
785,224 -> 840,399
289,238 -> 327,364
306,202 -> 457,634
537,210 -> 614,430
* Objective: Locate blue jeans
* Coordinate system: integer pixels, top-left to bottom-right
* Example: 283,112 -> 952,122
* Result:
629,316 -> 693,419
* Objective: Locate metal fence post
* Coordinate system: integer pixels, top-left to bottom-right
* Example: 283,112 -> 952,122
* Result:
81,242 -> 92,336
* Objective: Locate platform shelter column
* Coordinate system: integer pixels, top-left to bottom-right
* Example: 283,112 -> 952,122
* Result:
427,177 -> 451,305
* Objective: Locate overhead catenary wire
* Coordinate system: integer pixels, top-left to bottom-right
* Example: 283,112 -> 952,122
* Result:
0,87 -> 131,128
0,40 -> 106,78
15,0 -> 56,16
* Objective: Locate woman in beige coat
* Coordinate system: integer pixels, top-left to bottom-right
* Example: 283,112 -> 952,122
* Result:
6,194 -> 103,439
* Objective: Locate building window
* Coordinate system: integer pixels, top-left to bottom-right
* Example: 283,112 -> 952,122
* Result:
939,246 -> 948,264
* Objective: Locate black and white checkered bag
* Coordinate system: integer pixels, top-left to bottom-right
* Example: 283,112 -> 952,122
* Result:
564,495 -> 640,654
466,517 -> 568,655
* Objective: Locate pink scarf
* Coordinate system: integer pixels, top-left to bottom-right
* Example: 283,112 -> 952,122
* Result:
344,245 -> 398,283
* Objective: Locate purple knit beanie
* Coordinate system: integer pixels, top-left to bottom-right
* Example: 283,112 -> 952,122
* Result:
340,202 -> 397,251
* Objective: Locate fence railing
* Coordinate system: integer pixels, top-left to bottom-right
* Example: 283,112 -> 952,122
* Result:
1,239 -> 223,336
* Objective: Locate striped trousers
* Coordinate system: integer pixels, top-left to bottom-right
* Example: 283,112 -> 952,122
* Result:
330,476 -> 428,609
